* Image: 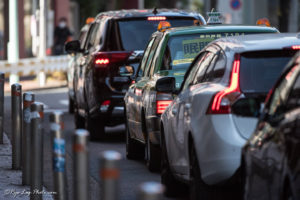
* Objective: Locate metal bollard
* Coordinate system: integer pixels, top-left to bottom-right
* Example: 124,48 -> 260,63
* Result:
22,92 -> 35,185
0,72 -> 4,144
138,182 -> 165,200
30,102 -> 44,200
100,150 -> 122,200
11,83 -> 22,169
50,111 -> 67,200
73,129 -> 89,200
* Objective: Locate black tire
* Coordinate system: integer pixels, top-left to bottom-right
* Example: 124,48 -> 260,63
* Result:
161,132 -> 187,197
125,121 -> 144,160
68,96 -> 75,114
74,108 -> 85,129
145,134 -> 160,172
86,115 -> 105,141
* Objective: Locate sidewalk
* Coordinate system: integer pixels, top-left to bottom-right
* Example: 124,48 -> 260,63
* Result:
0,133 -> 54,199
4,77 -> 67,93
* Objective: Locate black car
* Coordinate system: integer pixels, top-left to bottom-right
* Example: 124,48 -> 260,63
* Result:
232,50 -> 300,200
67,23 -> 90,114
65,9 -> 206,140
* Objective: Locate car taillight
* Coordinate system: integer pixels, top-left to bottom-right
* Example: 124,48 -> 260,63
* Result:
207,54 -> 241,114
147,16 -> 166,21
156,100 -> 172,114
94,51 -> 132,68
292,45 -> 300,50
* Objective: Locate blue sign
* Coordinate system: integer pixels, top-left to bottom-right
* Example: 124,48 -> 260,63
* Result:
53,157 -> 65,172
53,138 -> 65,155
230,0 -> 241,10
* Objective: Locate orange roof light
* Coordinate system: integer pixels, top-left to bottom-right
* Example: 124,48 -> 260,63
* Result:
157,21 -> 171,32
256,18 -> 271,27
86,17 -> 95,24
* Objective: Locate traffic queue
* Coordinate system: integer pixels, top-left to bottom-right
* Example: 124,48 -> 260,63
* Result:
66,8 -> 300,200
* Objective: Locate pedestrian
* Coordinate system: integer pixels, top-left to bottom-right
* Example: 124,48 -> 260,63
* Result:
53,17 -> 72,55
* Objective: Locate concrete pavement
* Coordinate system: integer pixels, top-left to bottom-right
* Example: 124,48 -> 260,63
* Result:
0,133 -> 54,200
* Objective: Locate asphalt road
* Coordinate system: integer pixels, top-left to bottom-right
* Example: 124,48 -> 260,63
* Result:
4,87 -> 187,200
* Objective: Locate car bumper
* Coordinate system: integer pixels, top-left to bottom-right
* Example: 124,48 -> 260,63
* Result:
146,115 -> 161,145
193,114 -> 248,185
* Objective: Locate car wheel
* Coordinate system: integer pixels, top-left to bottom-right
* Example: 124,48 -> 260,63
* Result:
74,108 -> 85,129
86,115 -> 105,141
161,133 -> 187,197
145,134 -> 160,172
68,96 -> 74,114
125,121 -> 144,160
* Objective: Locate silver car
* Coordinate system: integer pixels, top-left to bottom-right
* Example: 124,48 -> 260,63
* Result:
159,33 -> 300,199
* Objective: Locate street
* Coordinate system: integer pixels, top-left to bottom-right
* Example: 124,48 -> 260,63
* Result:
3,87 -> 184,200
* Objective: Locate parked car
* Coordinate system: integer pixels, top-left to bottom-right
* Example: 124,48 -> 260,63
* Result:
67,23 -> 90,113
65,9 -> 206,140
124,21 -> 278,172
159,33 -> 300,199
239,50 -> 300,200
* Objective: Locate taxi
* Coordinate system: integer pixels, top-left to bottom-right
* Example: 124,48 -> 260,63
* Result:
124,14 -> 279,172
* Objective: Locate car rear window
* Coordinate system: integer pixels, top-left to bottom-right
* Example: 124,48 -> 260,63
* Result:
240,50 -> 297,94
118,18 -> 196,50
156,32 -> 263,88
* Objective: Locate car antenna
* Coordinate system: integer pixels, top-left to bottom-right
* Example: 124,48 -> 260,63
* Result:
153,7 -> 158,15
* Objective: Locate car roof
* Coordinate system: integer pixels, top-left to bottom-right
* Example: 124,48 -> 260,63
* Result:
163,25 -> 278,36
212,33 -> 300,53
95,9 -> 205,21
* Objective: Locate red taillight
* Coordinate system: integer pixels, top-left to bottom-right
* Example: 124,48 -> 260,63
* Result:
94,51 -> 131,67
156,100 -> 172,114
292,45 -> 300,50
207,54 -> 241,114
95,58 -> 109,65
101,100 -> 111,106
147,16 -> 166,21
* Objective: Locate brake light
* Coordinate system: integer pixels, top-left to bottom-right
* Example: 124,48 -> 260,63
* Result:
156,100 -> 172,114
207,54 -> 241,114
94,51 -> 131,67
101,100 -> 111,106
147,16 -> 166,21
292,45 -> 300,50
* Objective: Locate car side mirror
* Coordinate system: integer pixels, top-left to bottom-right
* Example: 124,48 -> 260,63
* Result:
119,65 -> 135,76
155,77 -> 176,93
231,98 -> 261,118
65,40 -> 81,54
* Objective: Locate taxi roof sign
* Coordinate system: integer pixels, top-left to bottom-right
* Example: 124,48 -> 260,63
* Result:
207,9 -> 222,25
256,18 -> 271,27
157,21 -> 171,32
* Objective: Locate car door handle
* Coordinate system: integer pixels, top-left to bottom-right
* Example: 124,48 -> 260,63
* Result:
185,103 -> 191,109
172,108 -> 177,115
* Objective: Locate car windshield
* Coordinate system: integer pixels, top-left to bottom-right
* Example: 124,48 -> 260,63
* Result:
118,18 -> 196,50
240,50 -> 298,94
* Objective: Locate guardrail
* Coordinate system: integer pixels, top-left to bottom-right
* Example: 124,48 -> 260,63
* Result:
0,55 -> 69,78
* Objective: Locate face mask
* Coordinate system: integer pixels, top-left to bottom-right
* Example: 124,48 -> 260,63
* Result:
59,22 -> 66,28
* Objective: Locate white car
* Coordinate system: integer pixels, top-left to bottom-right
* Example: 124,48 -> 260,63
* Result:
159,33 -> 300,199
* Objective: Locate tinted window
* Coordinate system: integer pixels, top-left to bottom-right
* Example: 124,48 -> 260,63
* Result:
143,37 -> 161,77
137,37 -> 155,77
118,19 -> 196,50
240,50 -> 297,94
211,51 -> 226,82
268,65 -> 299,116
182,52 -> 207,90
193,52 -> 214,84
285,70 -> 300,111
